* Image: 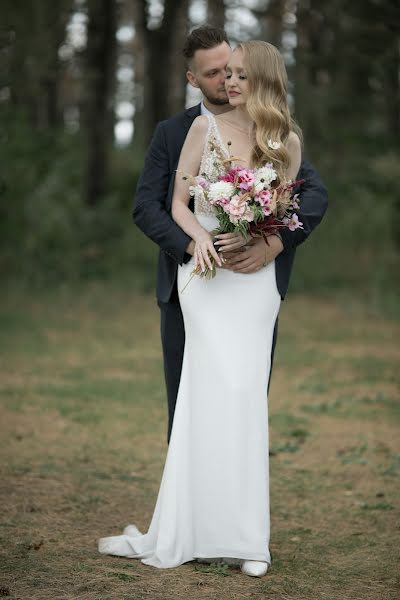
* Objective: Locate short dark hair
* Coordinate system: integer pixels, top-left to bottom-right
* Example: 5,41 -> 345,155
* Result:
182,25 -> 229,64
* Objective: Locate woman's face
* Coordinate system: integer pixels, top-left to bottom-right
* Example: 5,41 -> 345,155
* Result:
225,48 -> 249,106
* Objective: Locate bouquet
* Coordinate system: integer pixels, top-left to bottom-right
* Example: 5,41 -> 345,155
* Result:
181,152 -> 304,289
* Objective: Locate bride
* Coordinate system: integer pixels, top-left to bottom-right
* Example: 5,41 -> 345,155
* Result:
98,41 -> 301,578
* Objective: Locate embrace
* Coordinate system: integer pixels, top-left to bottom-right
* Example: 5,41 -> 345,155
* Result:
98,25 -> 328,578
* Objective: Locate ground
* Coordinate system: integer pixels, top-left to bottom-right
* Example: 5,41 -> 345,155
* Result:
0,285 -> 399,600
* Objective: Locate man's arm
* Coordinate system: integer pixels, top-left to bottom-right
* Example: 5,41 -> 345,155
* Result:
279,158 -> 328,251
133,121 -> 192,264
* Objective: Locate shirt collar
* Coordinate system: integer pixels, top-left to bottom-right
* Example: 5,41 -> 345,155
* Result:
200,101 -> 214,116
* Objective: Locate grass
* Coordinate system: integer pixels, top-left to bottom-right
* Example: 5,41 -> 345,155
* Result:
0,284 -> 399,599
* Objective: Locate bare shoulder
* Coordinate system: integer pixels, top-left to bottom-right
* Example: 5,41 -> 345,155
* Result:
179,115 -> 209,164
189,114 -> 210,136
286,131 -> 302,179
286,131 -> 301,153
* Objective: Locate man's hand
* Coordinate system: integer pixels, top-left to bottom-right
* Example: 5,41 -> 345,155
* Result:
221,235 -> 284,273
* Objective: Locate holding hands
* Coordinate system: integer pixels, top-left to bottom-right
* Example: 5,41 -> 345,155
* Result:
193,230 -> 247,272
221,234 -> 283,273
189,231 -> 284,275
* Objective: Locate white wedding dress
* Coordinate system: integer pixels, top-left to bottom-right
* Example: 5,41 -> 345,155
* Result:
98,114 -> 281,568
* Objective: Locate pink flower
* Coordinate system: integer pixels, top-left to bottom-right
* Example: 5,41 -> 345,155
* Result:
237,169 -> 255,191
291,193 -> 300,209
224,195 -> 247,217
256,190 -> 272,207
220,167 -> 255,191
220,166 -> 243,184
255,190 -> 272,215
197,176 -> 209,190
262,205 -> 272,216
284,213 -> 303,231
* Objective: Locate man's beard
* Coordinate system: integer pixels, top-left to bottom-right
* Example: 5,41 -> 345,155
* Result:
204,92 -> 230,106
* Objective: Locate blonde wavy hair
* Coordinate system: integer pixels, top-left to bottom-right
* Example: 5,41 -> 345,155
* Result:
238,40 -> 302,180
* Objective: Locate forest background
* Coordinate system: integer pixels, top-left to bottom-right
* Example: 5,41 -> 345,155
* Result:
1,3 -> 400,598
1,0 -> 399,309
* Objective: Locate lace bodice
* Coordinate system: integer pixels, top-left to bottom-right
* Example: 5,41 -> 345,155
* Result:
194,114 -> 230,216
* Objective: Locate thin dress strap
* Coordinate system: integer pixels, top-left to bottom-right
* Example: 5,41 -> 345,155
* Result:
207,114 -> 230,158
194,115 -> 228,216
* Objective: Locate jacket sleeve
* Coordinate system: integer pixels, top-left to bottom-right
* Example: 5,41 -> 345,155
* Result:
279,158 -> 328,251
132,121 -> 192,265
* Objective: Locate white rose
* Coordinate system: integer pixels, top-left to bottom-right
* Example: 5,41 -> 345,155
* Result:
208,181 -> 235,202
254,165 -> 277,193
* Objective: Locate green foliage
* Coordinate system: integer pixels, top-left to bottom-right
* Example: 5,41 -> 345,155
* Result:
288,150 -> 400,306
0,110 -> 156,290
1,109 -> 399,310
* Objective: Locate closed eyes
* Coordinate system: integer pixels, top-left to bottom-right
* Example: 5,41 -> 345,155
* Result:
226,73 -> 247,80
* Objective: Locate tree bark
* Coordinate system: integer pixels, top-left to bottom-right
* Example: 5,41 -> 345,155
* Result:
167,0 -> 190,115
132,0 -> 146,149
5,0 -> 71,129
136,0 -> 190,145
295,0 -> 331,152
207,0 -> 225,30
83,0 -> 117,206
256,0 -> 285,49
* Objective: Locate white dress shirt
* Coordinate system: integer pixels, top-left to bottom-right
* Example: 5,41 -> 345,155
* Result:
200,101 -> 214,117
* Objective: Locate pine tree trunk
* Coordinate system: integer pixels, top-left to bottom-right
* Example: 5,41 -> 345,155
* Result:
6,0 -> 71,129
207,0 -> 225,29
132,0 -> 146,150
257,0 -> 285,49
137,0 -> 190,145
167,0 -> 190,115
83,0 -> 117,206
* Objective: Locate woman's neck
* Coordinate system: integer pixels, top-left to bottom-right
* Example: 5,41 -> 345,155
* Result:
230,106 -> 254,135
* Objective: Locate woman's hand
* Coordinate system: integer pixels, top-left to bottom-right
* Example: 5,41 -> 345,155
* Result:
213,232 -> 248,253
194,231 -> 222,272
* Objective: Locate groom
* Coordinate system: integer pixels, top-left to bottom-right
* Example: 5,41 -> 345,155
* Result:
133,26 -> 328,443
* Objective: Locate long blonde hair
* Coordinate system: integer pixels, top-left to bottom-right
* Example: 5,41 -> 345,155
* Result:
239,41 -> 302,180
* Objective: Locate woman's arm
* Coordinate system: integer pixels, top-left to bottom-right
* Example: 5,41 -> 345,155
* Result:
171,115 -> 222,271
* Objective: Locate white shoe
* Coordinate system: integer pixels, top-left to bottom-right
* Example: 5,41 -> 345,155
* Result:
241,560 -> 269,577
122,524 -> 142,537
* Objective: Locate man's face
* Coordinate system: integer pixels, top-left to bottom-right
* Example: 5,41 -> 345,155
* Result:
186,42 -> 232,106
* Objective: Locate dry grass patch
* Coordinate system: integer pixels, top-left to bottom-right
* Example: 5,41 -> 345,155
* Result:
0,287 -> 399,599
